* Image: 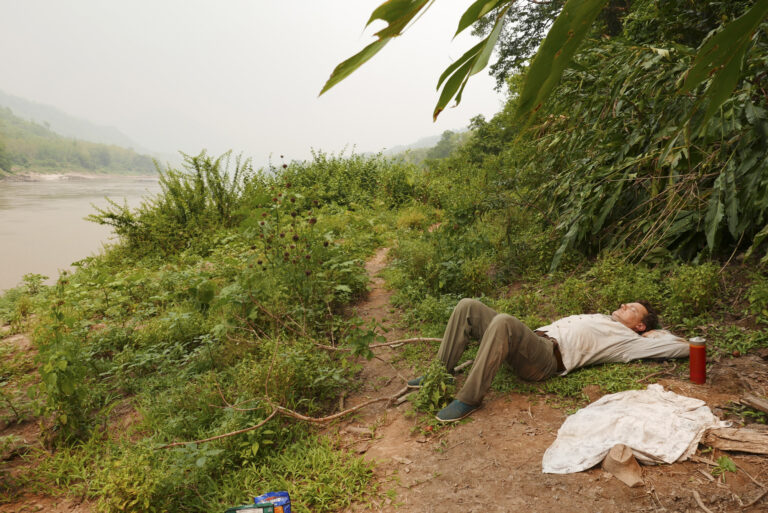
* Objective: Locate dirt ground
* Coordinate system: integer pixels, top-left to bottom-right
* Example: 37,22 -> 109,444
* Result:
336,248 -> 768,513
2,248 -> 768,512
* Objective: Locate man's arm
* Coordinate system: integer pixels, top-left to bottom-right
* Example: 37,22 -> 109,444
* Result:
624,330 -> 689,360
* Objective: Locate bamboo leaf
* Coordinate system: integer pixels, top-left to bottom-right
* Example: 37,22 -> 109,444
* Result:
433,5 -> 510,120
320,0 -> 431,95
516,0 -> 608,122
681,0 -> 768,93
704,175 -> 725,250
681,0 -> 768,128
368,0 -> 432,38
436,40 -> 483,90
724,168 -> 739,238
455,0 -> 510,36
319,40 -> 388,96
592,183 -> 624,234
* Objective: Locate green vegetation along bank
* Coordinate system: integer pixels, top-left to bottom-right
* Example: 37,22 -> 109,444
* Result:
1,1 -> 768,511
0,106 -> 155,177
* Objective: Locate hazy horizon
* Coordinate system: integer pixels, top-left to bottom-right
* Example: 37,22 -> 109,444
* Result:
0,1 -> 503,168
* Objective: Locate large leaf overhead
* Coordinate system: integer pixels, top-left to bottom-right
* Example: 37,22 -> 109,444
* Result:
681,0 -> 768,129
515,0 -> 607,122
433,4 -> 510,120
323,0 -> 768,123
319,0 -> 433,96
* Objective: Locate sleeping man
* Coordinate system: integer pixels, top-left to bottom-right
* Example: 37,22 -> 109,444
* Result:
407,298 -> 689,422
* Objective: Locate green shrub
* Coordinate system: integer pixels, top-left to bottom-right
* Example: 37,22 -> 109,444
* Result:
665,263 -> 721,325
413,360 -> 455,413
585,257 -> 665,314
747,274 -> 768,325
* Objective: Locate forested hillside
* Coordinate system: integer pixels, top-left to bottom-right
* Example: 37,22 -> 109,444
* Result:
1,1 -> 768,512
0,106 -> 155,176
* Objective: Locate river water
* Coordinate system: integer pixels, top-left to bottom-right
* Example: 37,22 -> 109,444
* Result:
0,175 -> 162,292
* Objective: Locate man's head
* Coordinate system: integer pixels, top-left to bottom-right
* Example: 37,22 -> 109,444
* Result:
611,301 -> 659,333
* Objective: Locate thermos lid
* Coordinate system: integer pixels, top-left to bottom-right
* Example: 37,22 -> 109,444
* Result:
689,336 -> 706,346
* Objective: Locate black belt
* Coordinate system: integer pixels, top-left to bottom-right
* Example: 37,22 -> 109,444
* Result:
535,330 -> 565,372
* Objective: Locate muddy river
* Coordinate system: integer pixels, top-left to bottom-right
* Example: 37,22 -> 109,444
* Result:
0,175 -> 161,291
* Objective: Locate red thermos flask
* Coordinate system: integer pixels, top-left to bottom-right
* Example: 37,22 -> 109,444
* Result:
689,337 -> 706,384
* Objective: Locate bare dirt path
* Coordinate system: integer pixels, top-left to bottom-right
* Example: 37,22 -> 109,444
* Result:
338,249 -> 768,513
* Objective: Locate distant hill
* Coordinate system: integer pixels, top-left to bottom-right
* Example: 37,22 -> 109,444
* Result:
0,106 -> 156,176
0,90 -> 147,152
381,133 -> 444,156
381,129 -> 470,165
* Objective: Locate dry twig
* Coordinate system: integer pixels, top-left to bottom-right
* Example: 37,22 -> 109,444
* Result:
693,490 -> 714,513
158,410 -> 278,449
315,337 -> 442,352
160,386 -> 411,448
742,488 -> 768,509
638,362 -> 677,383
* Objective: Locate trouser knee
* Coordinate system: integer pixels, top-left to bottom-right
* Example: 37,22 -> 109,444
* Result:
454,298 -> 484,316
487,313 -> 523,335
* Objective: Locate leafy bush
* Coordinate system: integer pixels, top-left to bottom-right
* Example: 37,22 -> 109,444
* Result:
665,263 -> 721,325
748,274 -> 768,325
413,360 -> 455,413
89,151 -> 252,256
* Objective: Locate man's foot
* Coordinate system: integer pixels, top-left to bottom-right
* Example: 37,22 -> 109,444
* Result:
435,399 -> 479,423
406,376 -> 424,389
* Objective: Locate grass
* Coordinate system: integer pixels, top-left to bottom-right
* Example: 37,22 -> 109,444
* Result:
4,146 -> 768,512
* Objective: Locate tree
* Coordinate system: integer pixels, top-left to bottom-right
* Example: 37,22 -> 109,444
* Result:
320,0 -> 768,128
0,139 -> 12,172
472,0 -> 565,91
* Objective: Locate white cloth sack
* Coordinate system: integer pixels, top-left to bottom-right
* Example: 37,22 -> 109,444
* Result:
542,384 -> 728,474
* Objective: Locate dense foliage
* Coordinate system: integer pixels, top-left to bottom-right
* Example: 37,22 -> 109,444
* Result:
0,106 -> 155,176
1,152 -> 421,511
3,1 -> 768,511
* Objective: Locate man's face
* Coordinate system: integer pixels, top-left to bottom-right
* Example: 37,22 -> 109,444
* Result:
611,302 -> 648,333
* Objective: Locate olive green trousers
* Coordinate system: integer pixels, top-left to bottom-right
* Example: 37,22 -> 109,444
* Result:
436,298 -> 558,406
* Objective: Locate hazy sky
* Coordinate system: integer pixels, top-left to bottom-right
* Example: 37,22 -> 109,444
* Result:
0,1 -> 504,167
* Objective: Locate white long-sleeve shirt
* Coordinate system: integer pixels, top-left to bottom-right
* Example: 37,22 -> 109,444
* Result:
536,314 -> 689,374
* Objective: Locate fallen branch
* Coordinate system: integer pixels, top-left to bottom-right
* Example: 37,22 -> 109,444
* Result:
638,362 -> 677,383
315,337 -> 442,352
693,490 -> 714,513
740,395 -> 768,417
703,428 -> 768,456
160,386 -> 411,448
742,488 -> 768,509
453,359 -> 474,373
157,410 -> 278,449
273,396 -> 391,424
371,337 -> 442,349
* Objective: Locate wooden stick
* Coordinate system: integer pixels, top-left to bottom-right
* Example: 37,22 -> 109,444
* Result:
370,337 -> 442,349
742,488 -> 768,509
160,387 -> 411,449
454,359 -> 474,373
273,397 -> 391,424
638,362 -> 677,383
693,490 -> 714,513
315,337 -> 442,352
157,410 -> 278,449
741,395 -> 768,416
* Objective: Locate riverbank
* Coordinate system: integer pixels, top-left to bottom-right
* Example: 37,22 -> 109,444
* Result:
1,170 -> 157,182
